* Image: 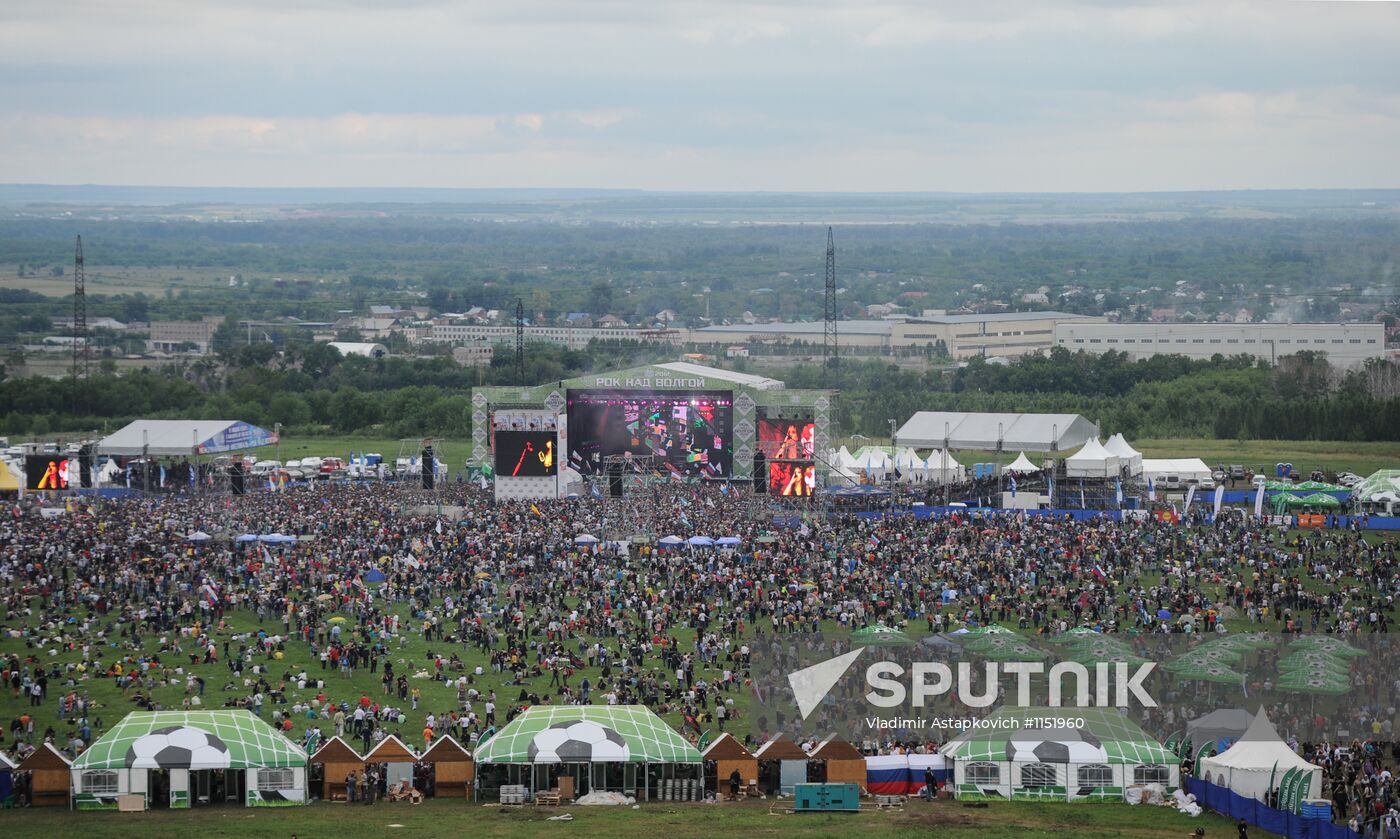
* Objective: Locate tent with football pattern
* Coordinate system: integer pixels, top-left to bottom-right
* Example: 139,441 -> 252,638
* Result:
71,710 -> 309,809
473,705 -> 702,801
941,707 -> 1177,803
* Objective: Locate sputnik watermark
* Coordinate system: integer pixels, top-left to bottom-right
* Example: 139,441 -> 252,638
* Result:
787,647 -> 1157,721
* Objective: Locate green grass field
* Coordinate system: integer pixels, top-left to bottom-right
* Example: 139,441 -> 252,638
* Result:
8,797 -> 1268,839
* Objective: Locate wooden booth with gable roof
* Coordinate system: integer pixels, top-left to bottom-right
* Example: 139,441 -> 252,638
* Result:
420,735 -> 474,799
753,735 -> 809,796
364,735 -> 421,801
808,736 -> 867,790
310,737 -> 365,802
18,742 -> 72,807
702,733 -> 758,799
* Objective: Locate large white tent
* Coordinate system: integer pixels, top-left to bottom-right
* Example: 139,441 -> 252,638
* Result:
1199,710 -> 1321,803
891,448 -> 925,482
854,448 -> 890,480
1065,438 -> 1120,479
98,420 -> 278,457
1103,434 -> 1143,476
1141,458 -> 1212,484
895,412 -> 1099,453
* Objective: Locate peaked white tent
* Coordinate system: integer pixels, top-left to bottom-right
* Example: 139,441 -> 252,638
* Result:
1004,452 -> 1040,474
923,450 -> 962,485
1104,434 -> 1144,476
854,448 -> 890,480
1065,438 -> 1120,479
892,448 -> 925,482
1198,710 -> 1321,803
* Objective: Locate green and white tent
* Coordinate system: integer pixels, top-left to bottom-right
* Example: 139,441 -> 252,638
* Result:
942,707 -> 1177,803
71,710 -> 308,809
474,705 -> 702,800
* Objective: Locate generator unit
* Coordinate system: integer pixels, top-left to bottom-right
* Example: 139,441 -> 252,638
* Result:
793,782 -> 860,813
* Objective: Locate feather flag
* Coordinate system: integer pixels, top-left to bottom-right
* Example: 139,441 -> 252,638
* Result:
1115,478 -> 1123,508
1184,484 -> 1197,512
1009,475 -> 1017,497
1253,483 -> 1266,517
1213,484 -> 1225,516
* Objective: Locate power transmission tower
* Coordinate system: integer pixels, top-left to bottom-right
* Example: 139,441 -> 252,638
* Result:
72,235 -> 88,381
823,226 -> 838,386
515,297 -> 525,383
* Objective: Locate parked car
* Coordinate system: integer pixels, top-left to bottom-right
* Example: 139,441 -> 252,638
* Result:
1251,475 -> 1269,488
1211,470 -> 1227,484
1229,465 -> 1246,481
251,460 -> 280,476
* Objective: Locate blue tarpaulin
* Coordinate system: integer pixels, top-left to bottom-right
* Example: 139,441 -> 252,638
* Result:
1186,777 -> 1361,839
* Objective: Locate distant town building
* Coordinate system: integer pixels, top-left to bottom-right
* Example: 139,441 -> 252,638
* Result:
451,342 -> 494,367
327,341 -> 388,359
147,317 -> 221,354
688,311 -> 1098,359
1053,321 -> 1386,368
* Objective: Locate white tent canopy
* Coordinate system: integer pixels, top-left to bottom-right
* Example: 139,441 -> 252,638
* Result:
895,411 -> 1099,453
854,448 -> 890,479
922,449 -> 962,485
1004,452 -> 1040,474
1065,438 -> 1120,479
1199,710 -> 1321,803
98,420 -> 279,457
1141,458 -> 1212,484
1103,434 -> 1144,476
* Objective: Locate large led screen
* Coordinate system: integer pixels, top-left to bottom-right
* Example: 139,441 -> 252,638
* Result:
567,390 -> 732,478
768,461 -> 816,497
494,430 -> 558,477
757,418 -> 815,460
25,455 -> 71,490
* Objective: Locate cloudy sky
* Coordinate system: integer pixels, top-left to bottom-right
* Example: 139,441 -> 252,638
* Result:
2,0 -> 1398,191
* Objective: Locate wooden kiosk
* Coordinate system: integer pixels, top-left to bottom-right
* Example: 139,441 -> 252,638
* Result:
703,733 -> 758,799
808,736 -> 867,790
17,743 -> 72,807
310,737 -> 365,802
420,735 -> 474,799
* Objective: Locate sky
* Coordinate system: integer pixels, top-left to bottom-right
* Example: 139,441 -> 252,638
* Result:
1,0 -> 1398,192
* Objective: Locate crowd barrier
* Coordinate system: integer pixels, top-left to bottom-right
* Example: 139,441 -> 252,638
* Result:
835,505 -> 1400,530
1185,777 -> 1361,839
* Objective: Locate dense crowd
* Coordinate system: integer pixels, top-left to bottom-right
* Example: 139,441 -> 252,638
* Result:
1,479 -> 1398,823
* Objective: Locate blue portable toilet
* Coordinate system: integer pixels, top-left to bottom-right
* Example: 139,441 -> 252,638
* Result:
0,750 -> 13,803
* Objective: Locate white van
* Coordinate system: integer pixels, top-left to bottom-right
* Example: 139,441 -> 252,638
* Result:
300,457 -> 324,471
251,460 -> 280,475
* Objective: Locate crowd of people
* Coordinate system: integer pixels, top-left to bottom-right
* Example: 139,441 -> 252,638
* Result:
0,477 -> 1397,824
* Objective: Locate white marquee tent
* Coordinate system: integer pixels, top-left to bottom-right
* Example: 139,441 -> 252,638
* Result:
1103,434 -> 1144,476
923,450 -> 962,484
98,420 -> 278,457
895,412 -> 1099,453
1004,452 -> 1040,474
1198,710 -> 1321,803
1065,438 -> 1120,479
1141,458 -> 1213,484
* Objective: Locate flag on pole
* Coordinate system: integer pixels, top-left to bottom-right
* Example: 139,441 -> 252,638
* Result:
1115,479 -> 1123,508
1146,476 -> 1154,498
1009,475 -> 1017,497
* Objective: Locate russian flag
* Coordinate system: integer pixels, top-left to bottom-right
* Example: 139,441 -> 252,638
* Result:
1091,565 -> 1106,582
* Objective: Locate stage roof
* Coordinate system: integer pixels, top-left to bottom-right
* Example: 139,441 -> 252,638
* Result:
895,412 -> 1098,452
98,420 -> 278,457
557,361 -> 786,392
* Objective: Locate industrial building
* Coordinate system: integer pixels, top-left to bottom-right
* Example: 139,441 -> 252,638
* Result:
417,323 -> 679,350
1053,321 -> 1385,368
687,312 -> 1099,359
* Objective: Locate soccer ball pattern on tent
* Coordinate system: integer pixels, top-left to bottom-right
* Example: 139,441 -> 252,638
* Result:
74,710 -> 308,770
473,706 -> 701,765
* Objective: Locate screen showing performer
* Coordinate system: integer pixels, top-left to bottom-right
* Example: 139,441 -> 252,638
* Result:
566,390 -> 733,478
757,418 -> 814,460
25,455 -> 70,490
768,461 -> 815,497
494,430 -> 558,477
